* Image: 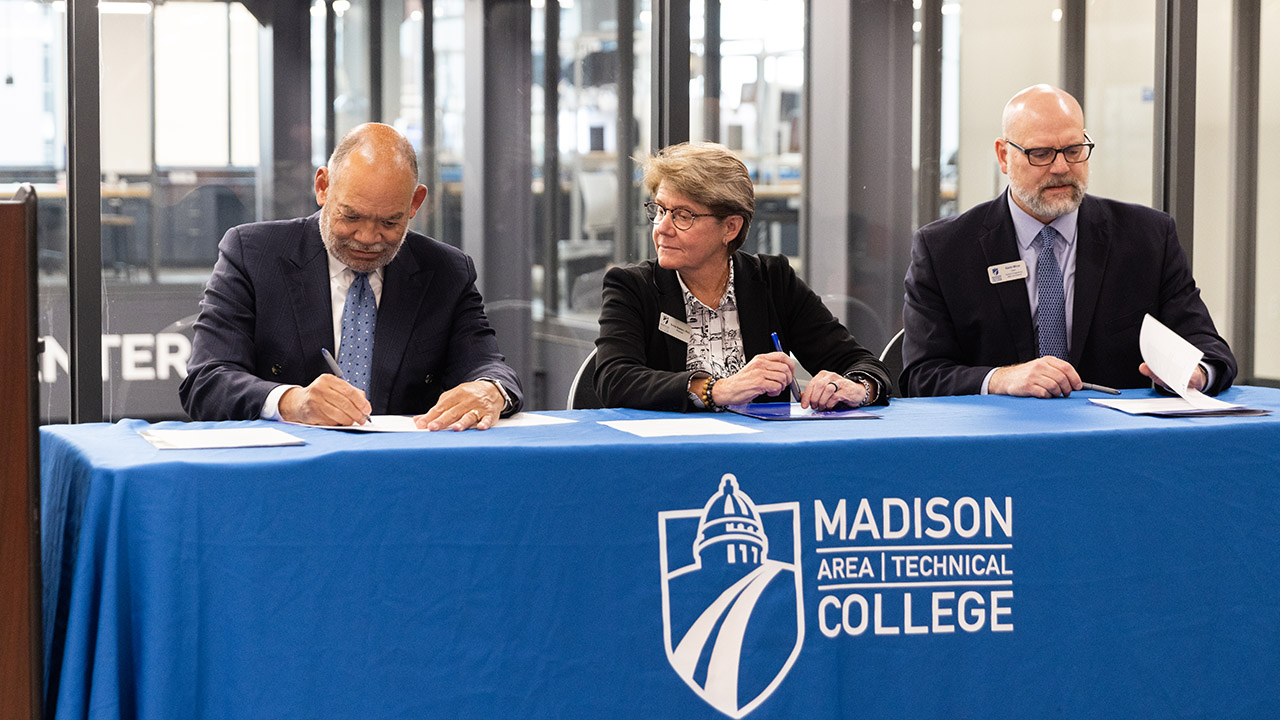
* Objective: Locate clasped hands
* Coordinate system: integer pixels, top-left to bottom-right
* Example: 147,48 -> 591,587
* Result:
702,352 -> 870,410
989,356 -> 1207,398
278,375 -> 504,430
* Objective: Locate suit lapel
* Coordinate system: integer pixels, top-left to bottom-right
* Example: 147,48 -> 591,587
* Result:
370,242 -> 433,413
981,192 -> 1037,360
1070,196 -> 1108,365
653,264 -> 690,371
282,215 -> 335,368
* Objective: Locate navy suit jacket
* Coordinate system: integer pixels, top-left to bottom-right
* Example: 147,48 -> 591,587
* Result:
594,252 -> 891,411
179,213 -> 522,421
901,191 -> 1236,397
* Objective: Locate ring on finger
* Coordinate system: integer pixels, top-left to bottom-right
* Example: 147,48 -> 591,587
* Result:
468,409 -> 482,422
827,381 -> 839,392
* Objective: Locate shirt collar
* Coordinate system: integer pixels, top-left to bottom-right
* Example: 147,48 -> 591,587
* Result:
676,260 -> 736,312
327,250 -> 385,283
1007,192 -> 1080,251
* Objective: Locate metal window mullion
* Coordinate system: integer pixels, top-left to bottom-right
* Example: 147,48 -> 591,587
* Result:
543,0 -> 560,313
421,0 -> 437,239
67,0 -> 104,423
1153,0 -> 1198,261
703,0 -> 720,143
1229,0 -> 1260,381
916,0 -> 942,229
1059,0 -> 1086,101
652,0 -> 690,151
326,0 -> 337,155
615,0 -> 635,263
369,0 -> 383,121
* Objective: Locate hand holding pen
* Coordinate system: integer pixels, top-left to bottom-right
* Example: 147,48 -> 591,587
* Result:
770,332 -> 804,403
698,342 -> 798,406
318,347 -> 373,424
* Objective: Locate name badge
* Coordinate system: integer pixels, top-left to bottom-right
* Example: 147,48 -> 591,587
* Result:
987,261 -> 1029,284
658,313 -> 693,343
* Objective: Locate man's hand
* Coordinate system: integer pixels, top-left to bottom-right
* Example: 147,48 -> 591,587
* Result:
1139,362 -> 1207,393
414,380 -> 504,431
709,352 -> 797,406
989,356 -> 1082,398
800,370 -> 870,410
278,374 -> 372,426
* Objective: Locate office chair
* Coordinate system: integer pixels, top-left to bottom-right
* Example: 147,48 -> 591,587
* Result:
879,328 -> 905,399
566,348 -> 602,410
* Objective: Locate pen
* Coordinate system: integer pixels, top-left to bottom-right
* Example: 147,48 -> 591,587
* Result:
320,348 -> 372,423
1080,382 -> 1120,395
770,332 -> 803,403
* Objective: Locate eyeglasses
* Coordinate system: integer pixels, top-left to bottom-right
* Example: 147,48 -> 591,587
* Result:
1005,133 -> 1095,167
644,201 -> 724,231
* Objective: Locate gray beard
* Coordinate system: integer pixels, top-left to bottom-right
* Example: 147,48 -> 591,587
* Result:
1011,176 -> 1086,220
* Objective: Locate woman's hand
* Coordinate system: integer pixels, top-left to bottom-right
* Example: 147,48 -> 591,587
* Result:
710,352 -> 796,406
801,370 -> 870,410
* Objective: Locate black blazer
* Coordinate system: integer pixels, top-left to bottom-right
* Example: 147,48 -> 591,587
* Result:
179,213 -> 522,420
901,191 -> 1236,397
594,252 -> 890,411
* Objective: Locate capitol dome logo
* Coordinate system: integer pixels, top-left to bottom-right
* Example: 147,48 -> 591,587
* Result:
658,474 -> 804,717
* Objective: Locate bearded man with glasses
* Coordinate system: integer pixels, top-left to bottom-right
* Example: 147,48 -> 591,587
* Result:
901,84 -> 1235,398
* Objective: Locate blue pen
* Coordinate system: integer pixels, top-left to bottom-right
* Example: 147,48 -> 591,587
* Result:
320,347 -> 371,424
770,332 -> 803,403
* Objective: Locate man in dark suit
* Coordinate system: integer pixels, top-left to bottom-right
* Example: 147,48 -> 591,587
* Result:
180,123 -> 522,429
901,84 -> 1235,398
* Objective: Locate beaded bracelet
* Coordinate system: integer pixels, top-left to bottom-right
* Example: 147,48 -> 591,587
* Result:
702,376 -> 720,412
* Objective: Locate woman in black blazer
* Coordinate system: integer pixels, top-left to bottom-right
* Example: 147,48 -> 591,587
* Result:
593,142 -> 890,412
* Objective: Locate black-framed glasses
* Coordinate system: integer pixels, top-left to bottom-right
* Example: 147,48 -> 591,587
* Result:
1005,133 -> 1094,167
644,201 -> 724,231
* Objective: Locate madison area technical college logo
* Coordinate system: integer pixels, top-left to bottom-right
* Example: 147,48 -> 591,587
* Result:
658,474 -> 804,718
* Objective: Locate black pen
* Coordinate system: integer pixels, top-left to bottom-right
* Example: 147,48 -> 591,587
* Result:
770,332 -> 803,403
320,347 -> 372,423
1080,382 -> 1120,395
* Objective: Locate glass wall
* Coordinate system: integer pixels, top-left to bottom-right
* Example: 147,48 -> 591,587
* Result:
0,0 -> 68,420
1083,0 -> 1156,206
952,0 -> 1061,213
12,0 -> 1279,421
690,0 -> 803,265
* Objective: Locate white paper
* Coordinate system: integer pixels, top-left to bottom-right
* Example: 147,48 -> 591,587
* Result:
293,412 -> 577,432
139,427 -> 305,449
1138,314 -> 1204,399
1089,396 -> 1242,416
599,417 -> 760,438
1089,314 -> 1244,416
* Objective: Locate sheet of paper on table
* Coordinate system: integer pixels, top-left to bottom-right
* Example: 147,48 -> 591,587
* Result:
139,427 -> 306,449
292,412 -> 578,432
598,417 -> 761,438
727,402 -> 879,420
1089,315 -> 1265,417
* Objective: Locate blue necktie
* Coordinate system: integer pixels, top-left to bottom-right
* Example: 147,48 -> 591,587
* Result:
1035,225 -> 1068,361
338,271 -> 376,395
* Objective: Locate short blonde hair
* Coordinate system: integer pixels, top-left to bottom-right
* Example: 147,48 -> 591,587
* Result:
641,143 -> 754,253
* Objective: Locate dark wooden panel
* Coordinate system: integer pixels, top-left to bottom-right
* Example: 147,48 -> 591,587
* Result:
0,185 -> 41,720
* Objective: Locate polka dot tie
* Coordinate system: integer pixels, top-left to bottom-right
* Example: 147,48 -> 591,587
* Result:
337,271 -> 376,395
1035,225 -> 1068,361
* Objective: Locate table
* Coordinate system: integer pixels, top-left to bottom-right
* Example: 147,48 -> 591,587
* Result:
42,388 -> 1280,719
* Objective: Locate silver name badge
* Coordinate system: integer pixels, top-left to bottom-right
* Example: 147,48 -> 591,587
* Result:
658,312 -> 693,343
988,261 -> 1029,284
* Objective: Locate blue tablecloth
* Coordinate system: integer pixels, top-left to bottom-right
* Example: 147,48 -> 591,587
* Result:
41,388 -> 1280,719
